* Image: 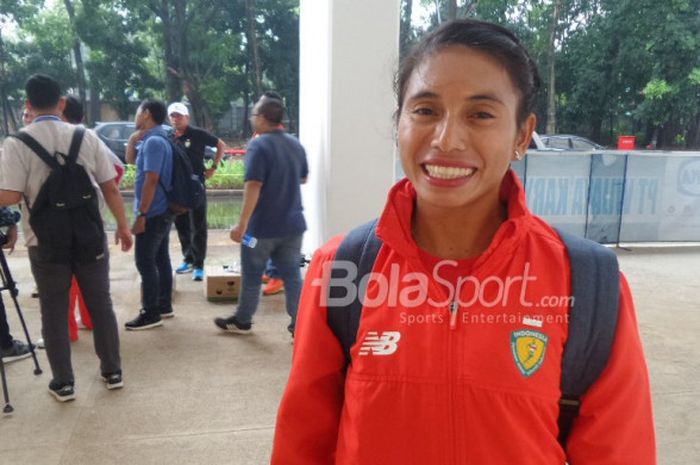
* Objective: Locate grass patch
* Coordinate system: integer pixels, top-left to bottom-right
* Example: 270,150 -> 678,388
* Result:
119,159 -> 244,190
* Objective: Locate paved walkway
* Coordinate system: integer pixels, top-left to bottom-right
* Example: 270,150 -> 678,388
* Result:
0,231 -> 697,464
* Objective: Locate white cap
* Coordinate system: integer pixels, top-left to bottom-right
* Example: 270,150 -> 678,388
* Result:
167,102 -> 189,116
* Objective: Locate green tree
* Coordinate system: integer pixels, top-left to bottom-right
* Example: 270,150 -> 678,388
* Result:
63,0 -> 88,122
249,0 -> 300,131
634,0 -> 700,147
74,0 -> 160,119
0,0 -> 42,134
6,5 -> 77,95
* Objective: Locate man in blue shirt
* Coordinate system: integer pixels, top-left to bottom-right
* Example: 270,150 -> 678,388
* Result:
125,99 -> 175,330
215,97 -> 308,336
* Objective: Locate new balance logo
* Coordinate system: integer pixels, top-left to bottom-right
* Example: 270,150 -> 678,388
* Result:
358,331 -> 401,356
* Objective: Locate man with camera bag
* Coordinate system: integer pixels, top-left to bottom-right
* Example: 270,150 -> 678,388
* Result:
0,74 -> 132,402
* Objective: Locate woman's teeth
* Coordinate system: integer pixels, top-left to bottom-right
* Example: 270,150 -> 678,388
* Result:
424,164 -> 475,179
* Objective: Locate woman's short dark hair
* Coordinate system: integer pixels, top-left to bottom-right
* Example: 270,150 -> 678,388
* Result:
395,19 -> 541,125
258,98 -> 284,125
140,99 -> 167,125
63,95 -> 84,124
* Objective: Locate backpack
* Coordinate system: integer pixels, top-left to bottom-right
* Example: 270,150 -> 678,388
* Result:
156,134 -> 204,215
326,220 -> 620,451
11,127 -> 106,263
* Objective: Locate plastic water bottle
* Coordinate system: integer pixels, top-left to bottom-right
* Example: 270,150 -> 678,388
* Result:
242,234 -> 257,248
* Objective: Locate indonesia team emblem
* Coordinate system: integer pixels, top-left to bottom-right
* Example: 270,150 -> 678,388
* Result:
511,330 -> 549,377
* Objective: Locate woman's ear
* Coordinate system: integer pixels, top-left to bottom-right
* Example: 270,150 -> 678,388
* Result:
515,113 -> 537,157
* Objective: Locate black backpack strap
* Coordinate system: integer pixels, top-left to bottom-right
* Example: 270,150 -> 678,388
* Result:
9,131 -> 61,170
65,126 -> 85,164
554,228 -> 620,448
326,219 -> 383,368
154,134 -> 173,194
325,223 -> 620,448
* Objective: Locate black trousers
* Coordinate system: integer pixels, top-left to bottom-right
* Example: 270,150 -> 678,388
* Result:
0,295 -> 13,349
174,195 -> 208,268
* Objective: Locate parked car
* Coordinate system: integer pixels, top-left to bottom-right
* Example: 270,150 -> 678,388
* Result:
93,121 -> 135,162
528,131 -> 562,151
539,134 -> 605,151
93,121 -> 220,162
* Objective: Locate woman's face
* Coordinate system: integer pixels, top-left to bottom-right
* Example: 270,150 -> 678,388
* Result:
22,108 -> 33,126
398,46 -> 535,214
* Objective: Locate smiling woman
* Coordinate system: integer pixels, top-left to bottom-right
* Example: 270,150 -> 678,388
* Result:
397,46 -> 535,258
271,19 -> 656,465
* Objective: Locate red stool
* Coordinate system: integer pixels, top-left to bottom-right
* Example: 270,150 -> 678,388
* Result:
68,276 -> 93,342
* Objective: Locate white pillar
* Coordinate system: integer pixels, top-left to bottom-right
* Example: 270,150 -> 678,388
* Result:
299,0 -> 401,253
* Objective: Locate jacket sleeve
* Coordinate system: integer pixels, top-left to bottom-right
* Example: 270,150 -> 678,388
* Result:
271,236 -> 347,465
566,273 -> 656,464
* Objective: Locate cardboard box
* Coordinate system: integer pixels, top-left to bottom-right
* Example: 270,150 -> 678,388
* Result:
205,265 -> 241,301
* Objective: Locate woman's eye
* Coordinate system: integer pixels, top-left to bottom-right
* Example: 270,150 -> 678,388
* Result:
412,107 -> 435,116
473,111 -> 494,119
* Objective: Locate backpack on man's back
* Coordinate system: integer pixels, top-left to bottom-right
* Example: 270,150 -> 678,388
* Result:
157,134 -> 204,215
11,126 -> 105,263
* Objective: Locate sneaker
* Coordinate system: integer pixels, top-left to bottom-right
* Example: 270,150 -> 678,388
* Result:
0,339 -> 34,363
101,372 -> 124,390
160,308 -> 175,319
37,338 -> 45,349
214,316 -> 252,334
192,268 -> 204,281
125,311 -> 163,331
263,278 -> 284,296
175,262 -> 193,274
48,381 -> 76,402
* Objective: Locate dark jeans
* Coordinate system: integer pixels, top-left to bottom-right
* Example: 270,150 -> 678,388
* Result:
135,212 -> 175,319
29,244 -> 120,384
174,195 -> 207,268
0,296 -> 13,349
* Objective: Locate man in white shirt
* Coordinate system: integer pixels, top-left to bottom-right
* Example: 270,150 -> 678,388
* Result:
0,74 -> 132,402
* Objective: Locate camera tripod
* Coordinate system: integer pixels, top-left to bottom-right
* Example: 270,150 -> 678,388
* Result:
0,239 -> 42,414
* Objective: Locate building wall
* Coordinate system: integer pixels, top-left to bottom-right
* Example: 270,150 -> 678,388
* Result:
299,0 -> 401,252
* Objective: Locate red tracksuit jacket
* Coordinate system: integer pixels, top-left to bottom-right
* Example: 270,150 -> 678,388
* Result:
272,171 -> 656,465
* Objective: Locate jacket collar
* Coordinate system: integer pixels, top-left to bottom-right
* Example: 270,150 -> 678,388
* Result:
375,169 -> 532,267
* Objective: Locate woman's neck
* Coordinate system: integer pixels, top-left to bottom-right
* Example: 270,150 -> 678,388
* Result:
412,195 -> 507,259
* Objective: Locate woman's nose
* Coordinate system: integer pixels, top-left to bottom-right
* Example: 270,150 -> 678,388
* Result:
432,115 -> 467,152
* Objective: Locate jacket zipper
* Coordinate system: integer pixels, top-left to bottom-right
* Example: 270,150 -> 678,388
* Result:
449,300 -> 459,329
415,258 -> 459,464
448,299 -> 458,464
